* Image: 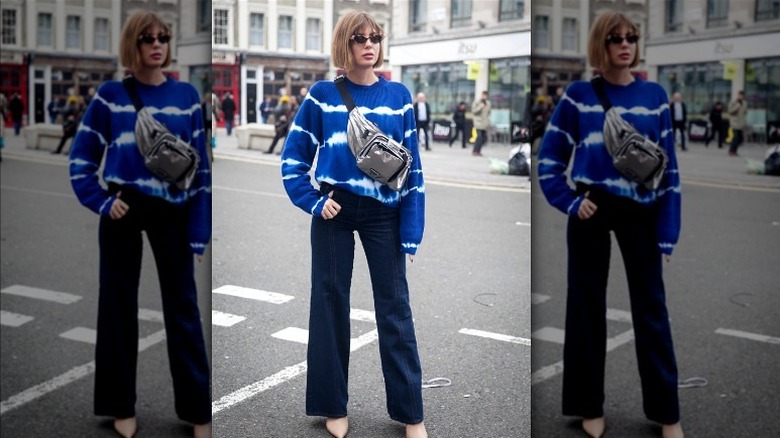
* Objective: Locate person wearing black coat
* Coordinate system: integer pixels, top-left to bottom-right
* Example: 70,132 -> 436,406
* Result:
669,92 -> 687,151
9,93 -> 24,136
705,101 -> 725,148
221,92 -> 236,135
413,93 -> 431,151
449,102 -> 467,148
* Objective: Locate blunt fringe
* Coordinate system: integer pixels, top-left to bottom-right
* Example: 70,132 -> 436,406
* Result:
588,11 -> 640,71
331,11 -> 385,71
120,11 -> 172,71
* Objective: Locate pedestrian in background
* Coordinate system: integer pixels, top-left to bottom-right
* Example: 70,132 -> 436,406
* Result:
221,91 -> 236,136
414,92 -> 431,151
538,10 -> 683,438
471,90 -> 491,156
264,112 -> 289,155
47,96 -> 60,124
280,10 -> 427,438
449,101 -> 467,148
705,101 -> 725,148
52,95 -> 85,154
9,92 -> 24,136
728,90 -> 747,156
258,96 -> 273,124
670,92 -> 688,151
68,11 -> 212,438
0,92 -> 7,161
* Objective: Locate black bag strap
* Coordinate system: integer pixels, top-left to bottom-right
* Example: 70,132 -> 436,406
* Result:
122,76 -> 145,112
334,75 -> 356,112
590,76 -> 612,112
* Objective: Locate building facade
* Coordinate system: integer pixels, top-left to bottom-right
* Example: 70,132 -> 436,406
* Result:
212,0 -> 342,126
645,0 -> 780,139
0,0 -> 210,128
390,0 -> 531,139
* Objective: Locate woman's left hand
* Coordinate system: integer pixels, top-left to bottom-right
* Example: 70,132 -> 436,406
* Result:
408,254 -> 414,264
196,254 -> 203,264
664,254 -> 671,263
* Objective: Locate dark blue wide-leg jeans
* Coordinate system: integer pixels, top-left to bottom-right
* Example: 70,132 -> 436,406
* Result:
562,189 -> 680,424
306,186 -> 424,424
94,187 -> 211,425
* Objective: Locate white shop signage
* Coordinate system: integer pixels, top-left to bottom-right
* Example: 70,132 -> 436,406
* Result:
391,32 -> 530,66
647,33 -> 780,65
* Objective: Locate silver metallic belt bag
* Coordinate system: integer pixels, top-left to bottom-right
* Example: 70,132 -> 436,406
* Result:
334,76 -> 412,191
591,76 -> 668,190
122,76 -> 200,191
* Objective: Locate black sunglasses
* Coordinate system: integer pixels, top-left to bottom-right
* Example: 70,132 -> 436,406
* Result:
350,34 -> 383,45
606,34 -> 639,45
138,34 -> 171,45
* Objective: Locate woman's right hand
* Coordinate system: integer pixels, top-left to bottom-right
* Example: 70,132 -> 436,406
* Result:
577,191 -> 597,220
321,191 -> 341,220
109,191 -> 130,220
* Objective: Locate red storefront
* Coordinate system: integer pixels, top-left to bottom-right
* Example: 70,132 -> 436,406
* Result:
1,52 -> 29,128
212,51 -> 240,128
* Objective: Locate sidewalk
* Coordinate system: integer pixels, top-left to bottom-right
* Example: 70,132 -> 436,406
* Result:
3,127 -> 778,191
210,128 -> 531,190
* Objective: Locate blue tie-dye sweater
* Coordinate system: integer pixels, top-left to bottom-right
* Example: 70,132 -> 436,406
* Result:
281,76 -> 425,255
69,77 -> 212,255
538,77 -> 681,255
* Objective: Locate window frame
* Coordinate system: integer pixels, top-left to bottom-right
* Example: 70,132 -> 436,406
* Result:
278,15 -> 293,50
499,0 -> 524,21
66,15 -> 82,50
249,12 -> 265,47
37,12 -> 54,49
451,0 -> 473,28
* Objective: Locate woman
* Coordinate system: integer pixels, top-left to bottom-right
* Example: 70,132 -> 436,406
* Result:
538,11 -> 683,438
449,101 -> 467,148
68,11 -> 211,438
705,101 -> 725,148
280,11 -> 427,438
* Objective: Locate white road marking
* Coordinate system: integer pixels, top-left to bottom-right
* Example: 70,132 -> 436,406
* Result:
59,327 -> 97,344
459,328 -> 532,346
425,179 -> 530,193
138,308 -> 164,323
211,310 -> 246,327
271,327 -> 309,344
0,185 -> 74,199
531,327 -> 565,344
531,293 -> 551,305
1,285 -> 81,304
213,285 -> 295,304
212,329 -> 379,415
516,221 -> 531,226
0,310 -> 34,327
0,329 -> 166,416
349,308 -> 376,323
531,329 -> 634,386
715,328 -> 780,345
606,308 -> 633,323
212,184 -> 288,199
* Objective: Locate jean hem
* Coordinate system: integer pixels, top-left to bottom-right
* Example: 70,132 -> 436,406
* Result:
307,411 -> 348,418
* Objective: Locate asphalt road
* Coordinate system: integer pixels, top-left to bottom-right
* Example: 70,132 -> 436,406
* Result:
530,173 -> 780,437
210,156 -> 531,437
0,155 -> 212,437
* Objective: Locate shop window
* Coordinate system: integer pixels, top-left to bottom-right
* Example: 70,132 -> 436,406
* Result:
534,16 -> 549,50
66,16 -> 81,50
500,0 -> 524,21
401,62 -> 474,117
37,13 -> 53,48
95,18 -> 110,52
2,8 -> 18,46
658,63 -> 731,117
451,0 -> 472,28
250,13 -> 264,47
706,0 -> 729,28
489,57 -> 531,127
410,0 -> 427,33
213,9 -> 228,45
666,0 -> 684,32
745,57 -> 780,132
755,0 -> 780,20
306,18 -> 321,51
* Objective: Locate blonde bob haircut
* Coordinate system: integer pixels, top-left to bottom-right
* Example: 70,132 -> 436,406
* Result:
120,11 -> 172,71
331,11 -> 385,71
587,11 -> 640,71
